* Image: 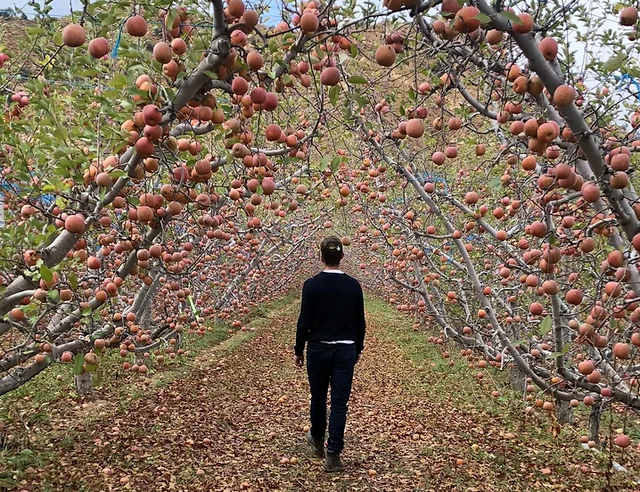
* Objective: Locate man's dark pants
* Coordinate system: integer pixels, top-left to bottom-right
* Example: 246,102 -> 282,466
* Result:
306,342 -> 356,455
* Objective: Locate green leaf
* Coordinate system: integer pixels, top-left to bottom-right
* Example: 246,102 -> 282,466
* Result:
625,66 -> 640,78
442,6 -> 456,17
319,155 -> 331,169
78,69 -> 101,77
93,371 -> 103,387
108,169 -> 128,179
539,315 -> 552,335
39,265 -> 53,283
68,271 -> 78,290
354,94 -> 368,109
73,354 -> 85,375
203,70 -> 218,80
348,75 -> 367,84
165,9 -> 178,30
27,26 -> 45,35
118,48 -> 141,59
499,10 -> 523,25
129,87 -> 150,99
330,157 -> 341,172
350,43 -> 358,58
111,73 -> 129,89
85,364 -> 98,373
54,126 -> 68,142
602,52 -> 627,73
344,104 -> 352,120
488,176 -> 502,192
164,87 -> 176,100
329,85 -> 340,106
473,12 -> 491,24
546,343 -> 570,359
100,89 -> 119,99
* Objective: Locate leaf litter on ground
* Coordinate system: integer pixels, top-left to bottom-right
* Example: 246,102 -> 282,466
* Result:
0,297 -> 637,491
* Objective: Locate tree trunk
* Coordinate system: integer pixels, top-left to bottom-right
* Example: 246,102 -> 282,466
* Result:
139,296 -> 153,333
588,402 -> 603,446
510,364 -> 527,392
74,372 -> 94,396
555,399 -> 575,425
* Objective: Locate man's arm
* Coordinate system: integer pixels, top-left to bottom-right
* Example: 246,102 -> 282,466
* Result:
294,281 -> 311,357
355,286 -> 366,355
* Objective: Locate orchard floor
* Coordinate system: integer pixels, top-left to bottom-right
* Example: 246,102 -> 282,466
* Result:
1,297 -> 638,492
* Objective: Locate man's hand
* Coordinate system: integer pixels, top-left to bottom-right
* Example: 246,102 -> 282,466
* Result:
295,355 -> 304,368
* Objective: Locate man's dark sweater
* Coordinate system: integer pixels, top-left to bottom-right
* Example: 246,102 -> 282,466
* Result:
295,271 -> 366,357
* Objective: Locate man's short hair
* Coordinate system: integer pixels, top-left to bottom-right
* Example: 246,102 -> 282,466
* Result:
320,236 -> 343,266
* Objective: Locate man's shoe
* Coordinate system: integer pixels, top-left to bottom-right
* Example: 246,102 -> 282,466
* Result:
305,430 -> 325,457
324,452 -> 344,473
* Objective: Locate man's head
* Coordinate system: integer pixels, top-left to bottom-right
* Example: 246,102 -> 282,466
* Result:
320,236 -> 344,267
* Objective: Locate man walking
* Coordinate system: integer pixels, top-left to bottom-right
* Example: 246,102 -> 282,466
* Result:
294,236 -> 366,472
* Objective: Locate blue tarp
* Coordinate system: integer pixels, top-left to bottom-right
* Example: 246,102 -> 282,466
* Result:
421,172 -> 449,192
0,179 -> 55,206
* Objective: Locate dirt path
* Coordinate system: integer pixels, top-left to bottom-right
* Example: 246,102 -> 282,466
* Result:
9,298 -> 637,491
